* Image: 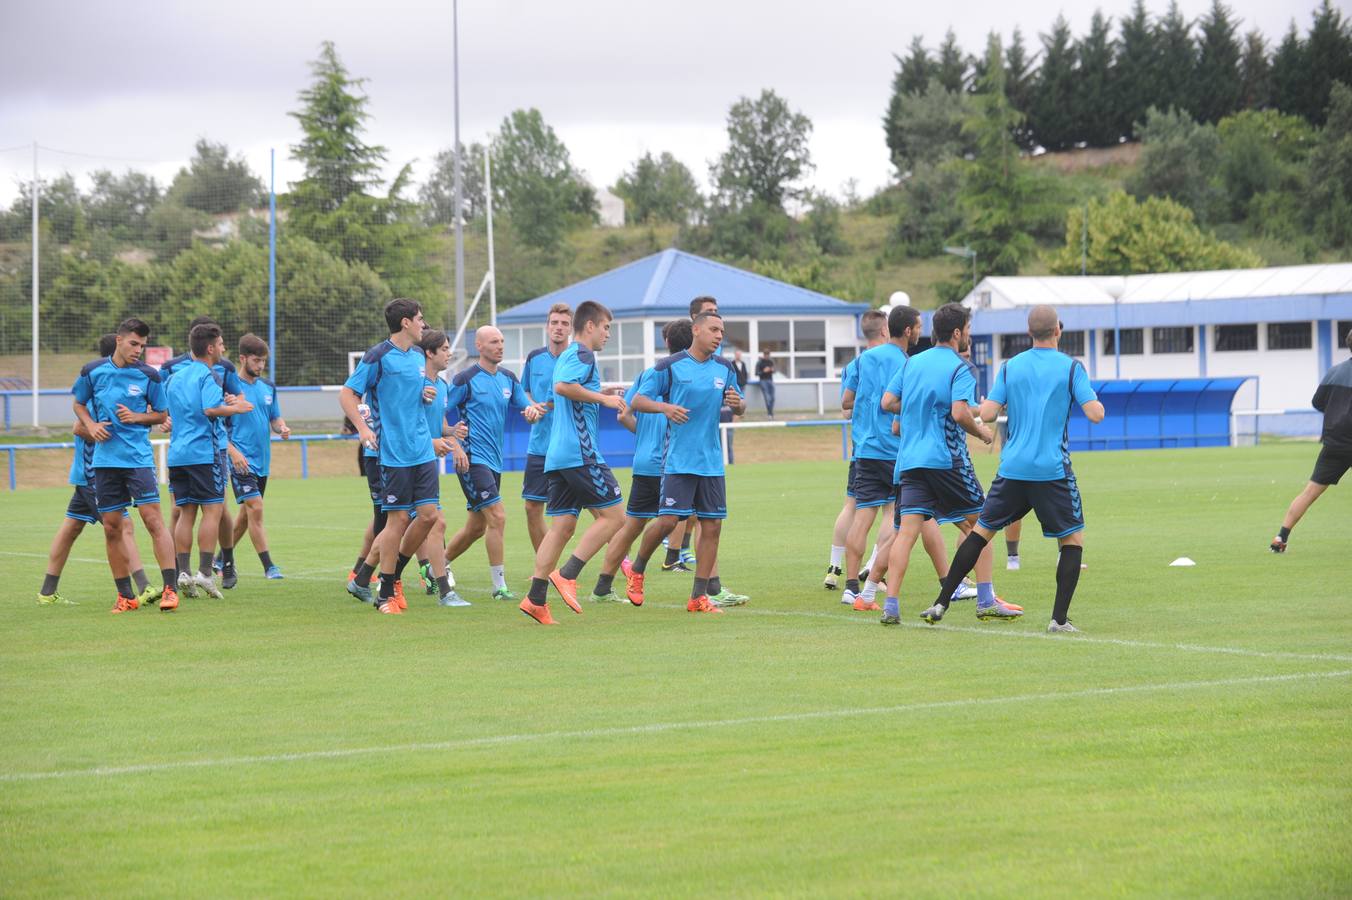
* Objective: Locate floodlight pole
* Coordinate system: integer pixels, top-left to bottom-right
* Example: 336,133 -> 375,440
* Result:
31,142 -> 39,427
485,151 -> 496,325
268,148 -> 277,383
452,0 -> 465,334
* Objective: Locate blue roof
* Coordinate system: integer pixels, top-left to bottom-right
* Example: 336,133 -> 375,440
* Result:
497,249 -> 870,324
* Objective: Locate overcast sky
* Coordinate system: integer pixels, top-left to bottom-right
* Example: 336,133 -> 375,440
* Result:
0,0 -> 1308,207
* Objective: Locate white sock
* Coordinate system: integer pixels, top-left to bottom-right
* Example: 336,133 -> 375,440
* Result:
490,565 -> 506,590
862,580 -> 879,601
864,546 -> 878,572
829,545 -> 845,567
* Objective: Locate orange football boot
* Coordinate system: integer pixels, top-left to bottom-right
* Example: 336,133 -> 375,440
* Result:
110,595 -> 139,613
519,598 -> 558,625
159,588 -> 179,612
625,571 -> 645,606
549,570 -> 582,614
852,596 -> 882,612
686,595 -> 723,614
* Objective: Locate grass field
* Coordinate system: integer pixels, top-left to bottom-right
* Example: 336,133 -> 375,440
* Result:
2,443 -> 1350,897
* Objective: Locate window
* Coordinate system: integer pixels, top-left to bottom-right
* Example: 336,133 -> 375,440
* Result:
759,320 -> 790,353
1268,322 -> 1312,350
753,319 -> 833,379
794,356 -> 827,378
1339,321 -> 1352,349
793,320 -> 825,352
1000,334 -> 1032,358
1058,330 -> 1086,357
1153,327 -> 1194,354
833,346 -> 858,373
1214,324 -> 1257,352
721,320 -> 750,353
1103,328 -> 1144,355
596,321 -> 647,383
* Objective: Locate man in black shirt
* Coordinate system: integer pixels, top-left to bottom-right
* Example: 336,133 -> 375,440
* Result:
1272,326 -> 1352,552
754,350 -> 776,418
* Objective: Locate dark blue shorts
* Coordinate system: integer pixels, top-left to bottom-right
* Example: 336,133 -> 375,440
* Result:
231,468 -> 267,503
852,458 -> 896,509
626,474 -> 663,518
1311,445 -> 1352,486
522,453 -> 549,502
66,485 -> 127,523
363,455 -> 382,507
659,473 -> 727,520
977,476 -> 1085,538
896,466 -> 985,526
545,464 -> 622,517
94,467 -> 161,514
845,460 -> 857,499
170,460 -> 227,506
381,460 -> 440,511
457,463 -> 503,512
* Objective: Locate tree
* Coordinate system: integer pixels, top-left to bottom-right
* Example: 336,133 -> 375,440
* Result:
1238,30 -> 1272,110
803,192 -> 849,255
935,29 -> 968,93
418,142 -> 488,227
1270,23 -> 1308,119
886,79 -> 972,171
1051,191 -> 1262,274
1113,0 -> 1159,139
1155,1 -> 1197,116
1302,0 -> 1352,126
1217,109 -> 1314,221
1127,107 -> 1223,221
1029,16 -> 1078,150
711,89 -> 814,209
1307,82 -> 1352,245
489,108 -> 597,251
0,173 -> 84,244
885,37 -> 935,166
611,151 -> 702,225
1075,10 -> 1118,146
1193,0 -> 1243,124
167,139 -> 264,214
1005,28 -> 1037,149
86,169 -> 161,242
887,162 -> 965,258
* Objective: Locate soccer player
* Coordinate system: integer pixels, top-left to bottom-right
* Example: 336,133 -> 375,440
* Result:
521,301 -> 627,625
72,318 -> 179,613
37,334 -> 156,607
824,309 -> 887,589
1271,325 -> 1352,553
225,333 -> 291,579
520,303 -> 573,551
925,306 -> 1104,632
587,318 -> 695,603
341,298 -> 442,615
166,323 -> 254,600
443,326 -> 544,601
626,310 -> 747,613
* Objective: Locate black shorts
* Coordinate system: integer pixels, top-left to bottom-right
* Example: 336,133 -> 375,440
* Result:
845,460 -> 857,499
896,466 -> 985,526
170,460 -> 227,507
853,458 -> 896,509
231,469 -> 267,502
626,474 -> 663,518
545,464 -> 623,517
380,460 -> 440,511
522,453 -> 550,502
977,475 -> 1085,538
1311,445 -> 1352,486
67,485 -> 126,523
457,463 -> 503,512
94,467 -> 161,514
363,455 -> 383,507
659,473 -> 728,520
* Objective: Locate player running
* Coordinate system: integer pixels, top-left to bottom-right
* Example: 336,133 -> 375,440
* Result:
521,301 -> 627,625
224,333 -> 291,580
72,318 -> 180,613
924,306 -> 1104,631
520,303 -> 573,551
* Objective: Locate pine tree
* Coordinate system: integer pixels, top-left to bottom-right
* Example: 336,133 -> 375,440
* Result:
899,37 -> 933,96
1155,1 -> 1197,116
936,29 -> 969,93
1030,16 -> 1078,150
885,38 -> 933,170
1238,30 -> 1272,110
1113,0 -> 1159,138
1076,10 -> 1118,146
1193,0 -> 1243,123
1005,28 -> 1038,150
1303,0 -> 1352,126
1270,23 -> 1308,119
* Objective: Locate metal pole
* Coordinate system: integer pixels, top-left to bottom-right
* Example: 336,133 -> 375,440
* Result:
971,253 -> 977,295
31,142 -> 39,428
1081,203 -> 1088,276
485,151 -> 496,325
452,0 -> 465,333
269,148 -> 277,382
1113,298 -> 1121,379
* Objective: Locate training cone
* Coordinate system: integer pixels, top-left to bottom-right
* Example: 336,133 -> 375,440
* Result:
1169,557 -> 1197,567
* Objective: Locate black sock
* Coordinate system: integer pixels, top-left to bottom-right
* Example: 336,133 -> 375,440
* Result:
560,554 -> 586,580
846,578 -> 860,594
681,532 -> 692,550
131,569 -> 149,592
176,552 -> 191,577
1006,539 -> 1020,557
1052,545 -> 1083,625
379,572 -> 396,600
41,573 -> 60,595
936,532 -> 989,609
691,576 -> 709,599
708,576 -> 722,595
115,575 -> 133,598
198,550 -> 215,577
259,551 -> 273,571
594,572 -> 615,596
355,561 -> 375,587
160,568 -> 176,590
664,547 -> 681,565
632,554 -> 649,575
222,546 -> 235,566
355,555 -> 365,572
1277,526 -> 1291,542
418,557 -> 429,570
395,553 -> 412,579
528,577 -> 549,605
436,574 -> 452,595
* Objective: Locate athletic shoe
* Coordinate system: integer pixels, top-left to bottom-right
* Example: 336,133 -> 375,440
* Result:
589,591 -> 623,603
995,597 -> 1023,613
679,549 -> 697,567
857,568 -> 870,584
393,580 -> 407,610
620,557 -> 634,578
420,563 -> 436,594
347,579 -> 374,604
661,558 -> 693,573
159,588 -> 179,612
177,570 -> 197,599
377,598 -> 402,615
137,583 -> 162,606
976,601 -> 1022,620
708,589 -> 747,608
840,589 -> 858,606
625,571 -> 645,607
920,603 -> 946,624
519,597 -> 558,625
1047,619 -> 1082,633
213,554 -> 223,573
347,570 -> 357,583
111,595 -> 139,613
221,564 -> 238,590
36,592 -> 77,606
265,566 -> 285,580
951,581 -> 979,601
686,595 -> 723,614
880,612 -> 901,625
193,572 -> 223,600
1269,537 -> 1286,553
1006,555 -> 1021,571
492,587 -> 519,602
823,565 -> 841,590
852,596 -> 882,612
438,589 -> 471,607
548,570 -> 582,614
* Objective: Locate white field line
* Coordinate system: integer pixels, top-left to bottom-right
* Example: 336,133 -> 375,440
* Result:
3,668 -> 1348,784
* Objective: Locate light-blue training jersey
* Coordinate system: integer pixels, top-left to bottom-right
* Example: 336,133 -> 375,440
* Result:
162,353 -> 243,451
166,359 -> 225,467
521,346 -> 562,458
545,342 -> 606,472
625,368 -> 666,477
446,364 -> 530,473
343,340 -> 434,469
854,342 -> 907,462
231,377 -> 282,476
72,357 -> 167,469
989,347 -> 1097,481
642,350 -> 741,478
891,345 -> 978,476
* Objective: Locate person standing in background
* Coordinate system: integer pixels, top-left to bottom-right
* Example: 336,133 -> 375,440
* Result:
754,350 -> 776,418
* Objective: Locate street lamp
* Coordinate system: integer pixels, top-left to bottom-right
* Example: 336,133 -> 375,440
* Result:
1103,276 -> 1126,379
943,245 -> 978,296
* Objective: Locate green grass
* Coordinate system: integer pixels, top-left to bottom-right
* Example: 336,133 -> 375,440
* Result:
2,444 -> 1350,896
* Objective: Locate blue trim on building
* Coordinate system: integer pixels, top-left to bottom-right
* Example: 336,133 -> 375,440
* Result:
1198,324 -> 1207,377
1316,319 -> 1333,375
965,293 -> 1352,335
